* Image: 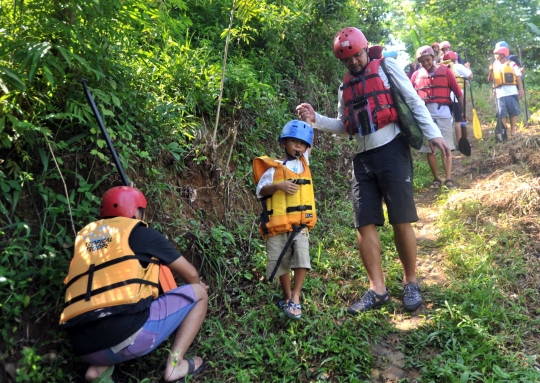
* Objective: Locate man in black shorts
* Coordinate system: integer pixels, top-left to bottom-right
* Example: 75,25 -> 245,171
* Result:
296,27 -> 450,313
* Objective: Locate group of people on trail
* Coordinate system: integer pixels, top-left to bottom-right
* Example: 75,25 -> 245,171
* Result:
60,25 -> 528,383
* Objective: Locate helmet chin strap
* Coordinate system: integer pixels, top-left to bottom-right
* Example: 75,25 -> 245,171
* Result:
284,149 -> 301,164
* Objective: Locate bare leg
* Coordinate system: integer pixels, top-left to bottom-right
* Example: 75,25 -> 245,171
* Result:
392,222 -> 418,284
85,366 -> 109,382
501,117 -> 508,134
163,283 -> 208,382
426,153 -> 439,180
357,225 -> 386,295
279,273 -> 292,303
289,268 -> 307,316
510,115 -> 518,136
441,151 -> 453,181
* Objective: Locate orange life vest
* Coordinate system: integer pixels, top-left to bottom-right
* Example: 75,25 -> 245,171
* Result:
493,61 -> 517,87
413,65 -> 452,105
59,217 -> 160,325
253,156 -> 316,238
341,58 -> 399,136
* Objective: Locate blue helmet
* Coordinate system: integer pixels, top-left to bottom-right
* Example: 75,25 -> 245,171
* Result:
495,41 -> 509,49
383,50 -> 398,58
278,120 -> 314,147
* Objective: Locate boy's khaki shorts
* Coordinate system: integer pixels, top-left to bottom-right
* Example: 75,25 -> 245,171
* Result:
266,228 -> 311,279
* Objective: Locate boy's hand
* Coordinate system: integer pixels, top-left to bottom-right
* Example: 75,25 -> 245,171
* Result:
279,180 -> 300,194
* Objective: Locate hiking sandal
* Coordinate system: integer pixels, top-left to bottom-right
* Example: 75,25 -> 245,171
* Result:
444,179 -> 456,189
430,179 -> 442,189
347,288 -> 390,314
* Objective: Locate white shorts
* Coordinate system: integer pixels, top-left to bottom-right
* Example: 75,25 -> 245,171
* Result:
419,117 -> 455,153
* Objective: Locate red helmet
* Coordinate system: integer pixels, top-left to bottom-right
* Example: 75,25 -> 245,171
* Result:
368,45 -> 383,59
493,46 -> 509,57
431,42 -> 440,48
100,186 -> 147,219
440,41 -> 451,50
416,46 -> 434,60
333,27 -> 368,59
443,51 -> 458,61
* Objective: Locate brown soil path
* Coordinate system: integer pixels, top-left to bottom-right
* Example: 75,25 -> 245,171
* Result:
368,136 -> 487,382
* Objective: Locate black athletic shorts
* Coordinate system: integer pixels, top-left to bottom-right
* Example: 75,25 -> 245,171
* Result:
451,101 -> 462,121
351,134 -> 418,227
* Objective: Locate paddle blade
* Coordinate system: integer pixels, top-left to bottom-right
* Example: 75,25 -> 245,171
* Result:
472,109 -> 482,139
458,137 -> 471,156
159,264 -> 177,293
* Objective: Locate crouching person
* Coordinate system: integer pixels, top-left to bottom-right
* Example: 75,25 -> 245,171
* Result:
59,186 -> 208,382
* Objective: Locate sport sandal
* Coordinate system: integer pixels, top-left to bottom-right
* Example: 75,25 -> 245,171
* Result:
347,288 -> 390,314
430,179 -> 442,189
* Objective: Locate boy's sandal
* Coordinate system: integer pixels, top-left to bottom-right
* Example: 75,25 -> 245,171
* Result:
430,179 -> 442,189
444,179 -> 456,189
278,300 -> 289,309
285,302 -> 302,320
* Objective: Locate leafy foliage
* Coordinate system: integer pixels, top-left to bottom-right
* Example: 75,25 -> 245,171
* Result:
1,0 -> 540,381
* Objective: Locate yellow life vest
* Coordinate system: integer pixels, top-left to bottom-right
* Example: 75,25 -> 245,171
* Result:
493,61 -> 517,87
59,217 -> 160,325
442,60 -> 465,90
253,156 -> 317,238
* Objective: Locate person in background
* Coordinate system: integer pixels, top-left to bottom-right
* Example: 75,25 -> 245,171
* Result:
431,42 -> 444,63
439,41 -> 467,66
441,51 -> 473,142
407,62 -> 419,79
59,186 -> 208,382
296,27 -> 450,314
495,41 -> 523,69
411,46 -> 464,189
488,45 -> 524,138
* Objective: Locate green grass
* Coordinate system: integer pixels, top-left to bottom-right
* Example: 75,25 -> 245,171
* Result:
182,141 -> 540,382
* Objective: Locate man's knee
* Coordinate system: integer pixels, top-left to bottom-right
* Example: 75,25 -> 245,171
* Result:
191,283 -> 208,302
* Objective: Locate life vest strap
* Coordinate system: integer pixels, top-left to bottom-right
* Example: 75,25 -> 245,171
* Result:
259,196 -> 272,235
85,264 -> 95,302
65,255 -> 160,289
64,278 -> 160,308
291,179 -> 311,185
286,205 -> 312,212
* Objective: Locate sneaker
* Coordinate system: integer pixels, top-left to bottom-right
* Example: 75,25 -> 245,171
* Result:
403,282 -> 423,311
347,288 -> 390,314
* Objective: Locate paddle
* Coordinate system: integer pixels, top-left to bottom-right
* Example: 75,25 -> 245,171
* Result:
80,79 -> 178,293
462,49 -> 482,139
517,45 -> 530,127
458,80 -> 471,156
468,80 -> 482,139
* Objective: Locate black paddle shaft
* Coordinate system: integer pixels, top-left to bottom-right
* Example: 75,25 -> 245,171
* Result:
462,81 -> 467,138
80,79 -> 130,186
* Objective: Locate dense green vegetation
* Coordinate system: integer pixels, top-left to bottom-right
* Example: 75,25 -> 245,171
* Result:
1,0 -> 540,382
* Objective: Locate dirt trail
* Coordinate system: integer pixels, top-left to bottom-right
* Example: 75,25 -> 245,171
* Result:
368,140 -> 485,382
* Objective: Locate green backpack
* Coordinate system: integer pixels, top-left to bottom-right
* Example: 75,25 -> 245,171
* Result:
380,59 -> 424,150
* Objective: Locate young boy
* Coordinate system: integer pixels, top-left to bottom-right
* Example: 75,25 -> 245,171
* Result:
253,120 -> 316,320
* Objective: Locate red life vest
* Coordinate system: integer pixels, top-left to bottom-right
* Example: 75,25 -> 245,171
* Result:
413,65 -> 452,105
341,59 -> 399,136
